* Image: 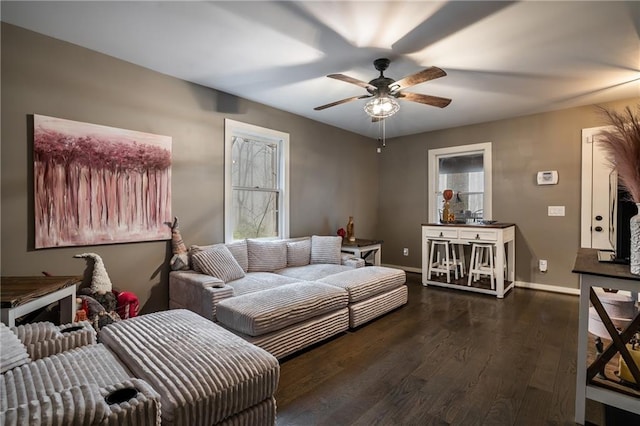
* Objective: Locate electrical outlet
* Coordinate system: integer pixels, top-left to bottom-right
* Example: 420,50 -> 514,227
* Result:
403,248 -> 409,256
539,259 -> 548,272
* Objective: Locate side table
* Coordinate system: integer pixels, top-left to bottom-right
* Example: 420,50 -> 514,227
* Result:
1,276 -> 79,326
572,249 -> 640,424
341,238 -> 383,266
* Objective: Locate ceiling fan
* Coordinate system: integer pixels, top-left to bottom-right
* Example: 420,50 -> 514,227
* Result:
314,58 -> 451,120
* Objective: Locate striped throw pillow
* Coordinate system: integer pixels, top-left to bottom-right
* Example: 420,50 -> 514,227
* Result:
191,244 -> 246,283
247,239 -> 287,272
287,238 -> 311,267
311,235 -> 342,264
226,239 -> 249,272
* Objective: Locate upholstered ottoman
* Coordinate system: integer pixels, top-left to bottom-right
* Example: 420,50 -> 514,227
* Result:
317,266 -> 408,328
99,309 -> 280,426
216,281 -> 349,359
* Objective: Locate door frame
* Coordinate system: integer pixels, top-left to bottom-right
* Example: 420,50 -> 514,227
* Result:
580,125 -> 614,249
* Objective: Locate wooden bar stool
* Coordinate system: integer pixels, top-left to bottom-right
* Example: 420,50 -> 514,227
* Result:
428,239 -> 461,283
468,243 -> 495,289
454,243 -> 466,279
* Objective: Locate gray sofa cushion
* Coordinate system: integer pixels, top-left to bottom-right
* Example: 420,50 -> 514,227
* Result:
286,238 -> 311,267
216,282 -> 349,336
191,244 -> 246,283
226,272 -> 299,296
311,235 -> 342,264
317,266 -> 406,303
276,264 -> 351,281
247,239 -> 287,272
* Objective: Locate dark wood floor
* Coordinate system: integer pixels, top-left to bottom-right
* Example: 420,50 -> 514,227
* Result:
275,272 -> 612,426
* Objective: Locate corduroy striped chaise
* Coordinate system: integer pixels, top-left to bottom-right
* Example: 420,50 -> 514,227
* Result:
169,235 -> 408,359
99,309 -> 280,426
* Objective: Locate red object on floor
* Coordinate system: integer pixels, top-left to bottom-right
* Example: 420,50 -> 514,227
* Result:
115,291 -> 139,319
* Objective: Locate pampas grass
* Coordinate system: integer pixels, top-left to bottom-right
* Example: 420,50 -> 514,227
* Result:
597,105 -> 640,203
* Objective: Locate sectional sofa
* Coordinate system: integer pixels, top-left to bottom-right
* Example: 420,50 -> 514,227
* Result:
169,235 -> 408,359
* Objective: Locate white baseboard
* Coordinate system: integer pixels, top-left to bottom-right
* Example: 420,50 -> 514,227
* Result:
384,264 -> 580,296
382,264 -> 422,274
514,281 -> 579,296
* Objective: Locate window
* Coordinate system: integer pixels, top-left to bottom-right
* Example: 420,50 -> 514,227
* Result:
224,119 -> 289,242
428,142 -> 492,223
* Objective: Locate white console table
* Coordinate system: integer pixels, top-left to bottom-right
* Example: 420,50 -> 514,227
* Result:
421,223 -> 516,298
572,249 -> 640,424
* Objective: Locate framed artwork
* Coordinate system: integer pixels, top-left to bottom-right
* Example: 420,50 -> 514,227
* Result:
33,114 -> 172,248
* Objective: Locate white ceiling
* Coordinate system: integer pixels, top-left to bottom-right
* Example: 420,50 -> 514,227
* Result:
2,1 -> 639,139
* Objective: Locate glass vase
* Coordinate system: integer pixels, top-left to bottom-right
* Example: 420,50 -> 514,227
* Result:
630,203 -> 640,275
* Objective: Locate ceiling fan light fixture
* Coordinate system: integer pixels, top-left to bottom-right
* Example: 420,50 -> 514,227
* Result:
364,96 -> 400,118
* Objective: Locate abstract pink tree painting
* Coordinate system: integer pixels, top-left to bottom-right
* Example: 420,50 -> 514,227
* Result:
34,115 -> 172,248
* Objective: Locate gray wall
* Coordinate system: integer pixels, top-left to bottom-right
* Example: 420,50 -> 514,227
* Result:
378,97 -> 639,290
1,23 -> 379,312
2,23 -> 638,308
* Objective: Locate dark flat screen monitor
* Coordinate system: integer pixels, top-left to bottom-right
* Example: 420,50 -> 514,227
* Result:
614,185 -> 634,264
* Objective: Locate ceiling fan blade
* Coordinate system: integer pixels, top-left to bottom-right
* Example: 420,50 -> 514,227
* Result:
390,67 -> 447,92
327,74 -> 377,91
397,92 -> 452,108
314,94 -> 372,111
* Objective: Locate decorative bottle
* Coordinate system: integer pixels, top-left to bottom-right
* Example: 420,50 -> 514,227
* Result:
346,216 -> 355,242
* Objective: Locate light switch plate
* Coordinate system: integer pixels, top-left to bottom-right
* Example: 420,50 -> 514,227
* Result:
548,206 -> 565,216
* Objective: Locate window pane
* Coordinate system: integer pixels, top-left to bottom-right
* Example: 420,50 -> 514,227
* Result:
232,189 -> 278,239
437,155 -> 484,221
232,137 -> 278,189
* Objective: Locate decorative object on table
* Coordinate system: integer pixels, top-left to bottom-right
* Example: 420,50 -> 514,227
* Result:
587,291 -> 638,381
337,227 -> 346,238
597,105 -> 640,274
346,216 -> 355,242
168,217 -> 189,271
33,114 -> 172,249
617,331 -> 640,385
442,189 -> 454,223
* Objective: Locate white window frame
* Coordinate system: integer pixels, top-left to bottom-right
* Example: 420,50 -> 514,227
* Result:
427,142 -> 492,223
224,119 -> 289,242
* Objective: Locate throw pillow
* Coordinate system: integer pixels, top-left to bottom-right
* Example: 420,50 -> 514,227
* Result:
311,235 -> 342,265
247,239 -> 287,272
188,244 -> 215,273
0,323 -> 31,373
226,239 -> 249,272
191,244 -> 246,283
287,238 -> 311,267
